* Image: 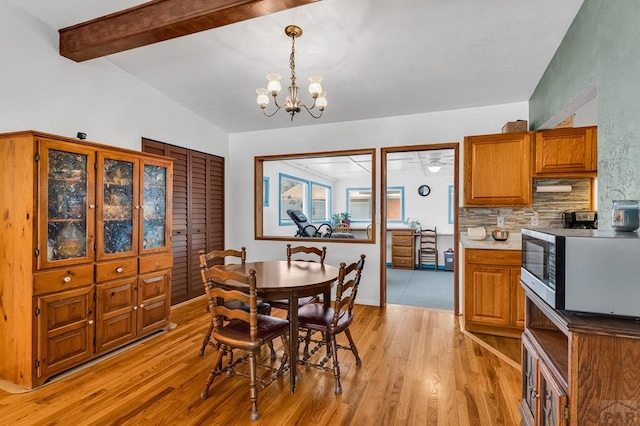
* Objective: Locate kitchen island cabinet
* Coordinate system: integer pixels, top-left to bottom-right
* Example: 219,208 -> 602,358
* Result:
521,286 -> 640,425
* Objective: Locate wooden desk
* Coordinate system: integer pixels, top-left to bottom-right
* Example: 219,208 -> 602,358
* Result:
214,260 -> 339,393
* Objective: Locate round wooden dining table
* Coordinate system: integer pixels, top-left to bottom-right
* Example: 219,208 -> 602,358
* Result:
213,260 -> 340,393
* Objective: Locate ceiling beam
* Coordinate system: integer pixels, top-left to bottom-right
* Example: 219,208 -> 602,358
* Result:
59,0 -> 321,62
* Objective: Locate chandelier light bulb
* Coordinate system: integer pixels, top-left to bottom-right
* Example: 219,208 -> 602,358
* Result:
256,88 -> 269,108
316,92 -> 328,110
266,74 -> 282,95
308,76 -> 323,97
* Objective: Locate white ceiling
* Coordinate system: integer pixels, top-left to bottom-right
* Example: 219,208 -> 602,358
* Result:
11,0 -> 585,134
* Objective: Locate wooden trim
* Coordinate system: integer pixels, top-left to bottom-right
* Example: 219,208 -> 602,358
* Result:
254,148 -> 376,244
59,0 -> 321,62
380,143 -> 460,313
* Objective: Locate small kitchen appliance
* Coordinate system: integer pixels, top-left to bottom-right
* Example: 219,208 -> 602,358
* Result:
521,228 -> 640,318
562,210 -> 597,229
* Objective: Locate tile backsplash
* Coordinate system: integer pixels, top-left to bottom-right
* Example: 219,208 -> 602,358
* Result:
459,178 -> 593,232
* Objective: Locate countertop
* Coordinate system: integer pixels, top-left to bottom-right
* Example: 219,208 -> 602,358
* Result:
459,232 -> 522,250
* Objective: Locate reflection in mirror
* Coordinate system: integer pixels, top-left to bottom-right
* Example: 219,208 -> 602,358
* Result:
255,149 -> 376,242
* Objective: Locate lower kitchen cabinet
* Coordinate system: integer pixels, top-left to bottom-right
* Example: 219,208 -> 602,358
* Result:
463,248 -> 523,337
521,287 -> 640,425
36,286 -> 95,380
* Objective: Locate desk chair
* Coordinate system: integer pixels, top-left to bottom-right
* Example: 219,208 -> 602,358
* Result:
419,227 -> 438,270
199,264 -> 290,422
298,254 -> 366,395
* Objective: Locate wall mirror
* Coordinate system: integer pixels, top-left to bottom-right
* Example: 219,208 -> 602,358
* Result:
255,149 -> 376,243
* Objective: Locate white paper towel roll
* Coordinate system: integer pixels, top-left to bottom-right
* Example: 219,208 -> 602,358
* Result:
536,185 -> 572,193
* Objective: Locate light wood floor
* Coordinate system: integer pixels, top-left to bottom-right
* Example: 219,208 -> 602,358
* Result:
0,300 -> 522,425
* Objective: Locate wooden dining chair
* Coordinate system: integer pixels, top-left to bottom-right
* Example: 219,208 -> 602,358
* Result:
199,264 -> 290,422
297,254 -> 366,395
419,227 -> 438,270
266,244 -> 328,311
198,248 -> 275,359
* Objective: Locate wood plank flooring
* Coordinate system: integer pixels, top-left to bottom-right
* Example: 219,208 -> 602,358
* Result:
0,300 -> 522,425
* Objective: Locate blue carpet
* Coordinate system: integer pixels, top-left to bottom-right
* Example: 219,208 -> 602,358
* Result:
386,268 -> 454,310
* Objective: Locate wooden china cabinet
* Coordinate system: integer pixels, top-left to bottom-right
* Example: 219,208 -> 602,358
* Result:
0,131 -> 173,388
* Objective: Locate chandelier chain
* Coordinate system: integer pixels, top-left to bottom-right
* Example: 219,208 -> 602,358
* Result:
289,35 -> 296,87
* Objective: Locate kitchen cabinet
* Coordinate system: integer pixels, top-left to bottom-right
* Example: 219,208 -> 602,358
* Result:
463,132 -> 532,206
391,229 -> 415,269
0,130 -> 173,389
533,126 -> 597,177
463,248 -> 523,338
521,287 -> 640,425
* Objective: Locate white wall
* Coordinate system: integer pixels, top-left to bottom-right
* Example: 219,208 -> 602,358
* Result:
0,3 -> 228,156
229,102 -> 529,306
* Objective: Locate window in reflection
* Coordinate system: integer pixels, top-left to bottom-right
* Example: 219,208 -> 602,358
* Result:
346,188 -> 371,222
311,182 -> 331,222
279,173 -> 307,225
387,187 -> 404,222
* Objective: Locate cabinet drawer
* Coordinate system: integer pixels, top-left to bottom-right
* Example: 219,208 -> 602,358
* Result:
96,258 -> 138,282
139,252 -> 173,274
393,246 -> 414,257
393,236 -> 414,247
465,249 -> 521,266
34,264 -> 94,295
392,257 -> 413,268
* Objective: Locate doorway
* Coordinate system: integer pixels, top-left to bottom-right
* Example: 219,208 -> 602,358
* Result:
380,144 -> 460,314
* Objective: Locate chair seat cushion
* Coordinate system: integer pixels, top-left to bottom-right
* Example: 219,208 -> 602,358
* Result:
215,314 -> 289,351
298,303 -> 352,332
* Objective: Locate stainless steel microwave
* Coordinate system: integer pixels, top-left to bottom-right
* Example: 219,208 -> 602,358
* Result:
521,228 -> 640,318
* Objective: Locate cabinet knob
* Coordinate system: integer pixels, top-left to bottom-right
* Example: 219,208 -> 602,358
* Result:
133,306 -> 138,311
89,204 -> 95,209
135,205 -> 141,210
139,303 -> 144,308
116,267 -> 124,273
531,389 -> 539,399
88,320 -> 94,325
63,276 -> 72,283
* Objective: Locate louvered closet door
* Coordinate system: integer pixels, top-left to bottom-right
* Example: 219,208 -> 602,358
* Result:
188,151 -> 208,299
142,139 -> 224,305
207,155 -> 224,265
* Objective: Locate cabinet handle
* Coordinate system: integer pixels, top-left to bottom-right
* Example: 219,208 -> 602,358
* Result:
63,276 -> 72,283
116,267 -> 124,273
139,303 -> 144,308
133,306 -> 138,310
89,204 -> 95,209
88,320 -> 94,325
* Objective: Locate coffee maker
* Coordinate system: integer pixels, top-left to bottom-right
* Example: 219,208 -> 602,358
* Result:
562,210 -> 598,229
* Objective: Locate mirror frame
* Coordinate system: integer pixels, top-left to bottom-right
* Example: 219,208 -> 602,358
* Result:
255,148 -> 376,243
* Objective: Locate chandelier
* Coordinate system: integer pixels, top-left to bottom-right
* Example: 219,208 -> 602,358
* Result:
256,25 -> 327,120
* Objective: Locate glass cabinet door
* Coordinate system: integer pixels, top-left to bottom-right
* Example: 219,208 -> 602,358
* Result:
96,152 -> 139,260
38,139 -> 96,270
140,159 -> 172,254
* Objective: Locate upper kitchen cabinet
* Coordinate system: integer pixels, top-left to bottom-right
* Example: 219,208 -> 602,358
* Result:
533,126 -> 597,177
464,132 -> 533,206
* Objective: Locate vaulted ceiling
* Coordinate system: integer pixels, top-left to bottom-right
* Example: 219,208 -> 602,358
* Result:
11,0 -> 585,134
